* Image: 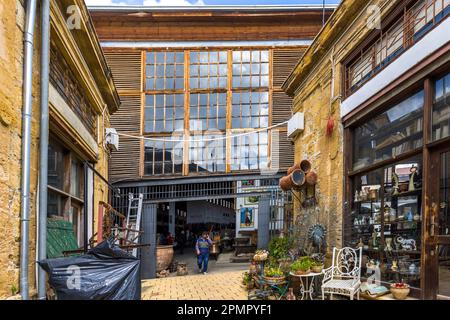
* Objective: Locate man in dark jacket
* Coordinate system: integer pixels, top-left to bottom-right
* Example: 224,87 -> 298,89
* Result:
195,231 -> 212,274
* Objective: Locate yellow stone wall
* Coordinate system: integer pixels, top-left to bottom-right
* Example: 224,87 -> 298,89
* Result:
0,0 -> 116,299
0,0 -> 41,298
289,0 -> 400,250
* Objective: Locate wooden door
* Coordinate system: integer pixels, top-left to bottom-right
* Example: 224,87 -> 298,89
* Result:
425,145 -> 450,299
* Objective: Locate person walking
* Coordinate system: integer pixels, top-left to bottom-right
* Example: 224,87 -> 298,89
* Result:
195,231 -> 212,274
177,230 -> 186,255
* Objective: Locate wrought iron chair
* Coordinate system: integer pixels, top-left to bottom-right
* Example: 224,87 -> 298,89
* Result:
322,247 -> 362,300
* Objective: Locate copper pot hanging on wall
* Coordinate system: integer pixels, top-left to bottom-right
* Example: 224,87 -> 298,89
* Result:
287,163 -> 301,175
300,160 -> 312,173
279,169 -> 306,191
305,170 -> 318,185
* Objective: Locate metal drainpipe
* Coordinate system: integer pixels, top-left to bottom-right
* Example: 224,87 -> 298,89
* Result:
20,0 -> 38,300
37,0 -> 50,300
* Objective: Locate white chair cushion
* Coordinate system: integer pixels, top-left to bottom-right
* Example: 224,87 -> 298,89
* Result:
322,279 -> 359,290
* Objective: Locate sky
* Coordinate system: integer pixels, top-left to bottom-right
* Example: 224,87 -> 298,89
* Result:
85,0 -> 341,6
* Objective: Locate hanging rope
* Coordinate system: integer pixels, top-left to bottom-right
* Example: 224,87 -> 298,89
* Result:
114,120 -> 289,143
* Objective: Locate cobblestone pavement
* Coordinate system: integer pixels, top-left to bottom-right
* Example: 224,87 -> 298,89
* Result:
142,270 -> 248,300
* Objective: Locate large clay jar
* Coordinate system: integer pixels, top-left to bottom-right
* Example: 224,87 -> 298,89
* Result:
287,163 -> 301,175
156,245 -> 174,272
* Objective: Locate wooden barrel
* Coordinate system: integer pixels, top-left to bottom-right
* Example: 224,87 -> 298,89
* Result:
300,160 -> 312,173
156,245 -> 174,272
305,170 -> 318,185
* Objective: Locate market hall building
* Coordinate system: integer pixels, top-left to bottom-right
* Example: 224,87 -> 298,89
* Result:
88,4 -> 335,268
283,0 -> 450,299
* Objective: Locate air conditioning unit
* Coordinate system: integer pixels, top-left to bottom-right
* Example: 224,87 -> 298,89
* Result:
105,128 -> 119,151
287,112 -> 305,139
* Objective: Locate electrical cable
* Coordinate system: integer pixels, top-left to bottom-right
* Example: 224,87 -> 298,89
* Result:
113,120 -> 289,143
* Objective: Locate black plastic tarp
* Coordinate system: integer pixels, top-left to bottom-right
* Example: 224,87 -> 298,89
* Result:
38,239 -> 141,300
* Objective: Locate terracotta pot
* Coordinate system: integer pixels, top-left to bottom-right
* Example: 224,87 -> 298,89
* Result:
311,265 -> 324,273
390,286 -> 410,300
156,245 -> 174,272
263,275 -> 286,285
305,171 -> 318,185
287,163 -> 301,175
294,269 -> 310,276
279,169 -> 306,191
279,175 -> 294,191
300,160 -> 312,173
291,169 -> 306,187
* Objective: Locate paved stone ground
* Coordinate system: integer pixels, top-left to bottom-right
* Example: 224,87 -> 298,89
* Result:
142,270 -> 248,300
142,251 -> 249,300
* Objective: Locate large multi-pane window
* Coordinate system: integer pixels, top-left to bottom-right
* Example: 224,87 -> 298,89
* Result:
433,72 -> 450,141
190,51 -> 228,89
345,0 -> 450,96
144,138 -> 184,175
231,132 -> 269,171
190,93 -> 227,131
232,50 -> 269,88
143,49 -> 272,175
189,135 -> 226,173
232,91 -> 269,129
144,94 -> 184,133
353,90 -> 424,171
146,52 -> 184,91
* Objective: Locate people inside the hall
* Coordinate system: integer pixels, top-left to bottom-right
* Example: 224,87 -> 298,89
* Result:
158,233 -> 167,245
176,230 -> 186,254
196,231 -> 212,274
167,232 -> 174,245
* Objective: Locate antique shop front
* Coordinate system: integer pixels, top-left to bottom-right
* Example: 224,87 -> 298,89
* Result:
283,0 -> 450,300
336,0 -> 450,300
342,40 -> 450,300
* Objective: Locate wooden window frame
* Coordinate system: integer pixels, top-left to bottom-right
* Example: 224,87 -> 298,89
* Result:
343,0 -> 450,99
47,137 -> 85,246
141,48 -> 274,177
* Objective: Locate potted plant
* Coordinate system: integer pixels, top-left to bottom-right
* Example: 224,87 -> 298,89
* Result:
263,266 -> 286,285
311,261 -> 324,273
268,236 -> 292,262
242,272 -> 254,290
310,254 -> 325,273
390,283 -> 410,300
291,257 -> 313,275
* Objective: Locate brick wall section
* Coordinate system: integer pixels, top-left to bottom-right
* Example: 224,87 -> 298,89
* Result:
0,0 -> 40,298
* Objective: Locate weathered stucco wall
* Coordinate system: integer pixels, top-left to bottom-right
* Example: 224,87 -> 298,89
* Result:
289,0 -> 406,251
288,0 -> 400,251
291,61 -> 344,250
0,0 -> 117,299
0,0 -> 40,298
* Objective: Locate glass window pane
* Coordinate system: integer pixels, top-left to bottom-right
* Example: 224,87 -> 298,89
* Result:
146,52 -> 154,64
433,73 -> 450,141
48,142 -> 64,190
353,90 -> 424,170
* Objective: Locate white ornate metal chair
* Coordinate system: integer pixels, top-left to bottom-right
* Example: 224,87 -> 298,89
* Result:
322,247 -> 362,300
